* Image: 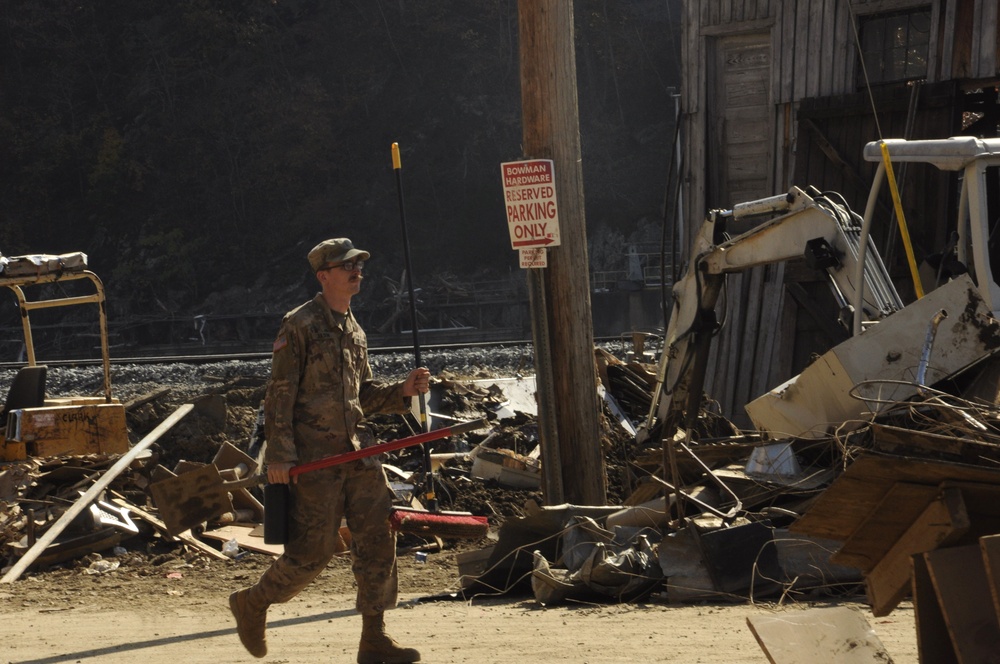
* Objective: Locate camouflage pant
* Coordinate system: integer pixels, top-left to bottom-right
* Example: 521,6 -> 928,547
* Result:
252,461 -> 398,615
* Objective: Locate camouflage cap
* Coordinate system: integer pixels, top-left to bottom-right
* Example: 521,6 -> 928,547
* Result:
307,238 -> 370,272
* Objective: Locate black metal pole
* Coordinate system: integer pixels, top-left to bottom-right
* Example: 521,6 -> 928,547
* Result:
391,142 -> 436,510
392,143 -> 423,371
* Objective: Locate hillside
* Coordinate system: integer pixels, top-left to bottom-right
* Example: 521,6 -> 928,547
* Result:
1,1 -> 680,335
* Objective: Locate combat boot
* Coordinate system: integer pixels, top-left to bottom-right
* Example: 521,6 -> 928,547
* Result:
357,612 -> 421,663
229,587 -> 269,658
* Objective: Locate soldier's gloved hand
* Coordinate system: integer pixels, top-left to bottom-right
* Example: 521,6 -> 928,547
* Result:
267,461 -> 296,484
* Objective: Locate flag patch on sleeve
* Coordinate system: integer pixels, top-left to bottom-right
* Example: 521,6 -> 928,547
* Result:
272,335 -> 288,353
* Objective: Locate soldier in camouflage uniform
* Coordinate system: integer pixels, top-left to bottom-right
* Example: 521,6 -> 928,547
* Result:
229,238 -> 430,664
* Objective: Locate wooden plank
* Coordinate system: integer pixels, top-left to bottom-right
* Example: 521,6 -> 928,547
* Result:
790,454 -> 1000,542
773,280 -> 797,384
200,524 -> 285,558
818,0 -> 836,96
751,264 -> 785,399
831,0 -> 850,93
870,423 -> 1000,461
722,271 -> 746,417
945,481 -> 1000,519
778,0 -> 795,104
866,487 -> 970,617
830,482 -> 940,571
792,0 -> 809,101
805,0 -> 823,99
747,605 -> 893,663
122,387 -> 172,411
978,0 -> 999,79
924,0 -> 941,84
15,403 -> 129,457
734,266 -> 764,423
939,0 -> 956,79
683,0 -> 706,240
981,535 -> 1000,627
925,544 -> 1000,664
701,16 -> 776,36
913,550 -> 959,664
970,0 -> 984,80
952,0 -> 975,79
704,318 -> 721,401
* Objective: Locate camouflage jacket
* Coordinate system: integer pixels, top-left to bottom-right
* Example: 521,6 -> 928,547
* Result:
263,293 -> 409,464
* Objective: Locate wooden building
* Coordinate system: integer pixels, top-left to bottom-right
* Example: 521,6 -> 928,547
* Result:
678,0 -> 1000,425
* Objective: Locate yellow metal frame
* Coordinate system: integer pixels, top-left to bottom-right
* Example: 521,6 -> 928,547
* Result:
0,269 -> 112,403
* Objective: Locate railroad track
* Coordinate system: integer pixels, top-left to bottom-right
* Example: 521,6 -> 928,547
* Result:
0,338 -> 539,370
0,335 -> 642,371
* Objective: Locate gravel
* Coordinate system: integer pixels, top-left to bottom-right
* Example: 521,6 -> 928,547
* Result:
1,342 -> 618,403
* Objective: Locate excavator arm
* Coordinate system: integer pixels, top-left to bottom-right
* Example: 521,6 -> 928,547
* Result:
638,137 -> 1000,446
639,186 -> 902,442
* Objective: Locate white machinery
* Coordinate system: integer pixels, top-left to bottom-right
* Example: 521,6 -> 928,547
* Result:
640,136 -> 1000,443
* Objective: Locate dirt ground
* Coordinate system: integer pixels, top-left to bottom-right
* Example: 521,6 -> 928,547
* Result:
0,356 -> 922,663
0,545 -> 920,664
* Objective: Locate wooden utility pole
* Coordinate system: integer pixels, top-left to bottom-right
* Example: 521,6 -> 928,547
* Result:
517,0 -> 606,505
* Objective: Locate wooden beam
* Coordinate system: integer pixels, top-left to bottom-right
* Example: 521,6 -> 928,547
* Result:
924,544 -> 1000,664
979,534 -> 1000,629
790,454 -> 1000,543
913,552 -> 959,664
831,481 -> 940,572
699,17 -> 776,37
866,487 -> 970,617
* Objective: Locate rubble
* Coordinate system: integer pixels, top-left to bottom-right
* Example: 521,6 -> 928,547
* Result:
0,350 -> 597,580
5,337 -> 1000,662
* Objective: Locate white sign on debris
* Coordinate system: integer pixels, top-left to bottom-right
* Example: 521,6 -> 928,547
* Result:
501,159 -> 561,250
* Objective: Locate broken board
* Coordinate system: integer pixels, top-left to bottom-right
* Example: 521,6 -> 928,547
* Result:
200,523 -> 352,558
791,453 -> 1000,543
913,551 -> 958,664
980,534 -> 1000,624
200,524 -> 284,558
923,544 -> 1000,664
830,481 -> 940,572
746,605 -> 893,663
866,486 -> 969,617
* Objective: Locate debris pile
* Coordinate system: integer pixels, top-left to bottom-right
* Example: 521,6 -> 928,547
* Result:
453,347 -> 1000,662
0,351 -> 629,582
5,342 -> 1000,663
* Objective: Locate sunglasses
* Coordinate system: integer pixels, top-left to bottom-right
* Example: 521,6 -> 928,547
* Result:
321,259 -> 365,272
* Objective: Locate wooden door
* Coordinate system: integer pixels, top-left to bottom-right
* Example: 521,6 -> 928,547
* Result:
709,33 -> 773,209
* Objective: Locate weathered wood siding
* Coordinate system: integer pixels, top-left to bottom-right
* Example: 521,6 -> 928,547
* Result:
682,0 -> 998,228
679,0 -> 1000,425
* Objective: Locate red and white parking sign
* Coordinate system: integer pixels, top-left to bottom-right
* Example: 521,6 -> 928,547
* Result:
501,159 -> 561,250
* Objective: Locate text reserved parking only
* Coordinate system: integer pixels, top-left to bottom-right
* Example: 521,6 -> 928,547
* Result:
501,159 -> 561,249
